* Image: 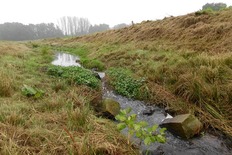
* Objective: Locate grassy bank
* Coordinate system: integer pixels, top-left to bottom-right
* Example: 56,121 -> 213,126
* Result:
41,17 -> 232,138
0,42 -> 138,154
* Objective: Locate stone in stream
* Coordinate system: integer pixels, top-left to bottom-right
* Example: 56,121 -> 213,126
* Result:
92,71 -> 101,80
75,59 -> 80,63
99,98 -> 121,119
160,114 -> 203,139
142,106 -> 156,116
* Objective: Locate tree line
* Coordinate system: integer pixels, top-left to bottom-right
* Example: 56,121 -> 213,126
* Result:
0,17 -> 129,41
0,23 -> 64,41
202,2 -> 227,11
57,16 -> 128,36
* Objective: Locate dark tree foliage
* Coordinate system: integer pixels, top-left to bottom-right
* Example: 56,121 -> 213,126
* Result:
88,24 -> 110,34
0,22 -> 63,41
202,3 -> 227,11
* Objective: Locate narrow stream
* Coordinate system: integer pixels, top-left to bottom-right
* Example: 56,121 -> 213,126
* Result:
52,52 -> 231,155
103,87 -> 230,155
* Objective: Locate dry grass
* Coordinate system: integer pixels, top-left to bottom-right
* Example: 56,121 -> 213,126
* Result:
0,70 -> 14,97
0,41 -> 29,56
0,41 -> 138,155
60,9 -> 232,54
65,117 -> 137,155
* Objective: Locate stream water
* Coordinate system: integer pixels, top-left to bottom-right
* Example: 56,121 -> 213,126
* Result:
52,52 -> 231,155
52,52 -> 81,67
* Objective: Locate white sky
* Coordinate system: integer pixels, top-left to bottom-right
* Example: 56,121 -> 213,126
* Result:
1,0 -> 232,27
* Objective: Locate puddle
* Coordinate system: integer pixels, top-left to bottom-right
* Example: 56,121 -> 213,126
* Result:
52,52 -> 81,67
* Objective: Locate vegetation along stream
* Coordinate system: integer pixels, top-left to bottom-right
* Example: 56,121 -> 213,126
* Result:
52,52 -> 231,155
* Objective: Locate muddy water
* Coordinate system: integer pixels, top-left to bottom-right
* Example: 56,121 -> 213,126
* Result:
53,53 -> 231,155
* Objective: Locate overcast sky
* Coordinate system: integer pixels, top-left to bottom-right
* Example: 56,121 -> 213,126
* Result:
1,0 -> 232,27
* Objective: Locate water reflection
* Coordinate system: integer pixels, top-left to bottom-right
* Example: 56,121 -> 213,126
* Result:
52,52 -> 81,67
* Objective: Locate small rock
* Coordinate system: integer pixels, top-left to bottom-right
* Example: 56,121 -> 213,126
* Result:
92,67 -> 98,71
161,113 -> 173,122
100,98 -> 121,119
165,113 -> 173,119
160,114 -> 203,139
92,71 -> 101,80
142,106 -> 156,116
97,72 -> 106,79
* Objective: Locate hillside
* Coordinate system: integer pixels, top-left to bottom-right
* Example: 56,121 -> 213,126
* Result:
44,8 -> 232,140
72,8 -> 232,54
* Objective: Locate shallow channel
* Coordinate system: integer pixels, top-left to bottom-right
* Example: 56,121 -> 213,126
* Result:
52,52 -> 231,155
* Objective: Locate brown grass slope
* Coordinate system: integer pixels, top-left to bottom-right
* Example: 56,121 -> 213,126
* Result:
74,9 -> 232,54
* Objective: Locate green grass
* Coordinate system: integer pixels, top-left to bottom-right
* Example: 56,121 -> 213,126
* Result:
80,58 -> 105,71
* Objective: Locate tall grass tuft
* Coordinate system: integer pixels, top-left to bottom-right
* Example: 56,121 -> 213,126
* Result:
174,73 -> 208,104
0,70 -> 13,97
67,105 -> 92,130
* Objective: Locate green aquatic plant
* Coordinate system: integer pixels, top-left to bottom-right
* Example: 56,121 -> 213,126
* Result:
115,108 -> 166,146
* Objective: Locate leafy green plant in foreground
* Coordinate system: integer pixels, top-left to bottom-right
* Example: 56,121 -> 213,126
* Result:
21,84 -> 45,98
115,108 -> 166,146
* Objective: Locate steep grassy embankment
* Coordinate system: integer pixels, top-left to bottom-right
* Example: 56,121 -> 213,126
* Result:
0,42 -> 138,154
42,8 -> 232,139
